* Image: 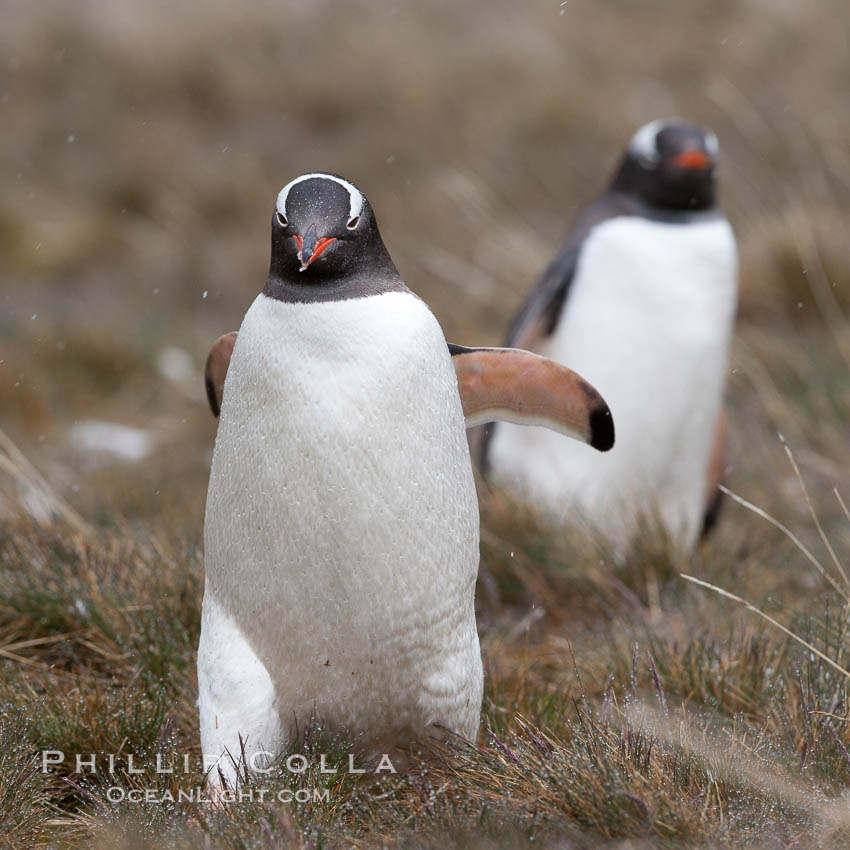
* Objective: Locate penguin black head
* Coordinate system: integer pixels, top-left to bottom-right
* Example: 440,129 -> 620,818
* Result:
267,172 -> 394,284
611,119 -> 719,211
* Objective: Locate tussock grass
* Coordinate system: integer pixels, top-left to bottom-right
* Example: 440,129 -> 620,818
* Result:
1,460 -> 848,848
0,711 -> 60,846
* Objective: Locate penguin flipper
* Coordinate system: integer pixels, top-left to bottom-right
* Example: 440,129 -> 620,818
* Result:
448,344 -> 614,452
504,247 -> 577,350
205,332 -> 238,417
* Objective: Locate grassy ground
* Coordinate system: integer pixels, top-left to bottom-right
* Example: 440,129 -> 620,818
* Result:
1,0 -> 849,846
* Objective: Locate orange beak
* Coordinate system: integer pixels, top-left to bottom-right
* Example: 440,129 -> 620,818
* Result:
671,149 -> 710,170
292,231 -> 337,272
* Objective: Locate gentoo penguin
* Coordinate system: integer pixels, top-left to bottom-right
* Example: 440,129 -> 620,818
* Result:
483,119 -> 737,552
198,172 -> 614,787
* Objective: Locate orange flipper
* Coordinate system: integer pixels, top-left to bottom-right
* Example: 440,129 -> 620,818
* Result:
204,332 -> 238,417
449,344 -> 614,451
204,334 -> 614,453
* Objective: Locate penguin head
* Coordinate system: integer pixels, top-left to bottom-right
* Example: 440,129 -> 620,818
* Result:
268,172 -> 388,281
612,119 -> 718,211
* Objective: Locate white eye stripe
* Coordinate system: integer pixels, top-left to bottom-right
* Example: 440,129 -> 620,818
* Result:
276,173 -> 364,223
629,118 -> 668,164
629,117 -> 716,164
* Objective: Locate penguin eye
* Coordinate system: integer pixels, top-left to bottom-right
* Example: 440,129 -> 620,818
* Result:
276,212 -> 288,227
346,216 -> 360,230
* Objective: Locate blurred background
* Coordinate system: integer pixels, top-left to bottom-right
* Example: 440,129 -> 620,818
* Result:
1,0 -> 848,540
1,4 -> 849,842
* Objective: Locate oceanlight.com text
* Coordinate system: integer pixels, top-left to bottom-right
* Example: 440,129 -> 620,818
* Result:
105,787 -> 332,804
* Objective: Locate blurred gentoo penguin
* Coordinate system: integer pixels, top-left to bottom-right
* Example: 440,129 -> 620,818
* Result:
198,172 -> 614,787
483,119 -> 737,552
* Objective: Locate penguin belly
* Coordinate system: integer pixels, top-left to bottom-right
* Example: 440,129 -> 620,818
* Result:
199,290 -> 481,783
489,216 -> 737,552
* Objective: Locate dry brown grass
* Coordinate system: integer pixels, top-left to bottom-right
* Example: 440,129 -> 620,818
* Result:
1,426 -> 849,847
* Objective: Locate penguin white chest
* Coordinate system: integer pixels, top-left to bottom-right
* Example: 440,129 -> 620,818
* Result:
199,290 -> 481,781
490,216 -> 737,549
